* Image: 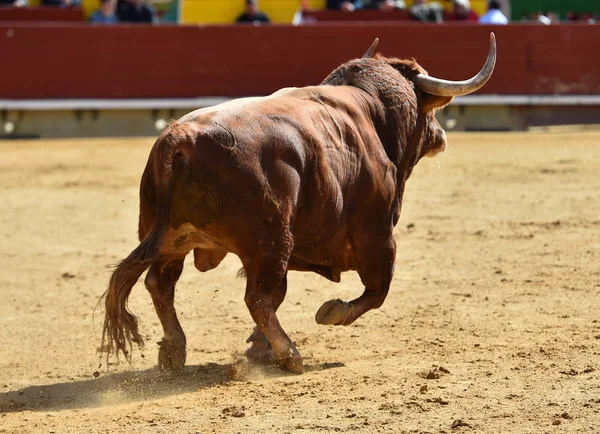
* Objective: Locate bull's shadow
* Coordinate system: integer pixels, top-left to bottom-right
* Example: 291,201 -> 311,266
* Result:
0,360 -> 343,413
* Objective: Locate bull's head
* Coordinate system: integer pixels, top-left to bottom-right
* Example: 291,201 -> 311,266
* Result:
365,33 -> 496,159
324,33 -> 496,168
372,33 -> 494,159
361,33 -> 497,98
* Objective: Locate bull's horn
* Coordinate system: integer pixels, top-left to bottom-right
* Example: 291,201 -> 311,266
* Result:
414,32 -> 497,96
362,38 -> 379,59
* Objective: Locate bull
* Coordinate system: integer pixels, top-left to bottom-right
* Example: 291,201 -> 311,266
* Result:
101,33 -> 497,374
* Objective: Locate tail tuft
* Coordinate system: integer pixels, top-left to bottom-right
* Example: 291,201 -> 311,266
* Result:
99,235 -> 158,362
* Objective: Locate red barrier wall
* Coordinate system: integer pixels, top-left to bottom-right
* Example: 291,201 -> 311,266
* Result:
2,23 -> 598,99
0,7 -> 84,22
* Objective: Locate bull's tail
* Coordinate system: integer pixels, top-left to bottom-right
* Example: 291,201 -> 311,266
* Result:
100,121 -> 188,362
100,234 -> 157,361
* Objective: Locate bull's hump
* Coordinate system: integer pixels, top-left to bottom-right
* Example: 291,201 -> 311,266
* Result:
179,87 -> 300,123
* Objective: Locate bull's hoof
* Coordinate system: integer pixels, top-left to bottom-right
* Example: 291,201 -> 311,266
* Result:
245,342 -> 274,364
245,327 -> 304,374
315,299 -> 355,326
277,355 -> 305,374
157,339 -> 186,372
246,347 -> 274,364
247,347 -> 305,374
245,328 -> 273,363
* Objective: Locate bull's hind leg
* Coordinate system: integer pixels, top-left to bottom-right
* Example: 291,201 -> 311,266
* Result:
145,257 -> 186,371
316,235 -> 396,326
245,273 -> 287,363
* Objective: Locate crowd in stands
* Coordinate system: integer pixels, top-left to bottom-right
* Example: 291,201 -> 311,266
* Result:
324,0 -> 599,25
566,11 -> 599,22
0,0 -> 597,26
238,0 -> 507,24
90,0 -> 157,23
0,0 -> 157,22
520,11 -> 598,24
326,0 -> 507,23
0,0 -> 81,6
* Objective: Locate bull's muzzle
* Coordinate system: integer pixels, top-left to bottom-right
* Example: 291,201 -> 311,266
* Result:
426,129 -> 447,158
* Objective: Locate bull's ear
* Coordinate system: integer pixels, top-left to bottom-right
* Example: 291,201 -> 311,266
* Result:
421,94 -> 454,113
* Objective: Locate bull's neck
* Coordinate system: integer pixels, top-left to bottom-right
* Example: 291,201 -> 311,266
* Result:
370,94 -> 424,178
386,110 -> 430,214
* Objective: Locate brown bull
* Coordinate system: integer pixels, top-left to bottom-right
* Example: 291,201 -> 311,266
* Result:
101,33 -> 497,374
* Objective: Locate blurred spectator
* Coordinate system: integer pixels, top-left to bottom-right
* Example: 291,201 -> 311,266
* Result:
327,0 -> 362,12
479,0 -> 507,24
520,11 -> 562,24
363,0 -> 405,11
566,11 -> 580,21
42,0 -> 80,6
117,0 -> 155,23
236,0 -> 270,24
410,0 -> 444,23
521,12 -> 537,22
445,0 -> 479,21
0,0 -> 28,6
546,12 -> 559,23
536,12 -> 551,25
567,11 -> 598,23
89,0 -> 118,23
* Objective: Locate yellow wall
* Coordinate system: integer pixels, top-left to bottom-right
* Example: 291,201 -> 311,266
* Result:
82,0 -> 100,18
182,0 -> 326,24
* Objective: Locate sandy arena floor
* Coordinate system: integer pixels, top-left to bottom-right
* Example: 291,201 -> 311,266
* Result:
0,131 -> 599,433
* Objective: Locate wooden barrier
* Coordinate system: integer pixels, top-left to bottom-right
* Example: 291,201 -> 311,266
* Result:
2,23 -> 599,99
0,6 -> 84,22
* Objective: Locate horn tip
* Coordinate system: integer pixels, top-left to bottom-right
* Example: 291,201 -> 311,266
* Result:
362,37 -> 380,59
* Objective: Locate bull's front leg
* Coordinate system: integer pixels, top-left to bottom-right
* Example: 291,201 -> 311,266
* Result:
316,235 -> 395,326
243,253 -> 304,374
245,274 -> 287,363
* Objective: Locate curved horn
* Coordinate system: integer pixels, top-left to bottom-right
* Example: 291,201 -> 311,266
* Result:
362,38 -> 379,59
414,32 -> 497,97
